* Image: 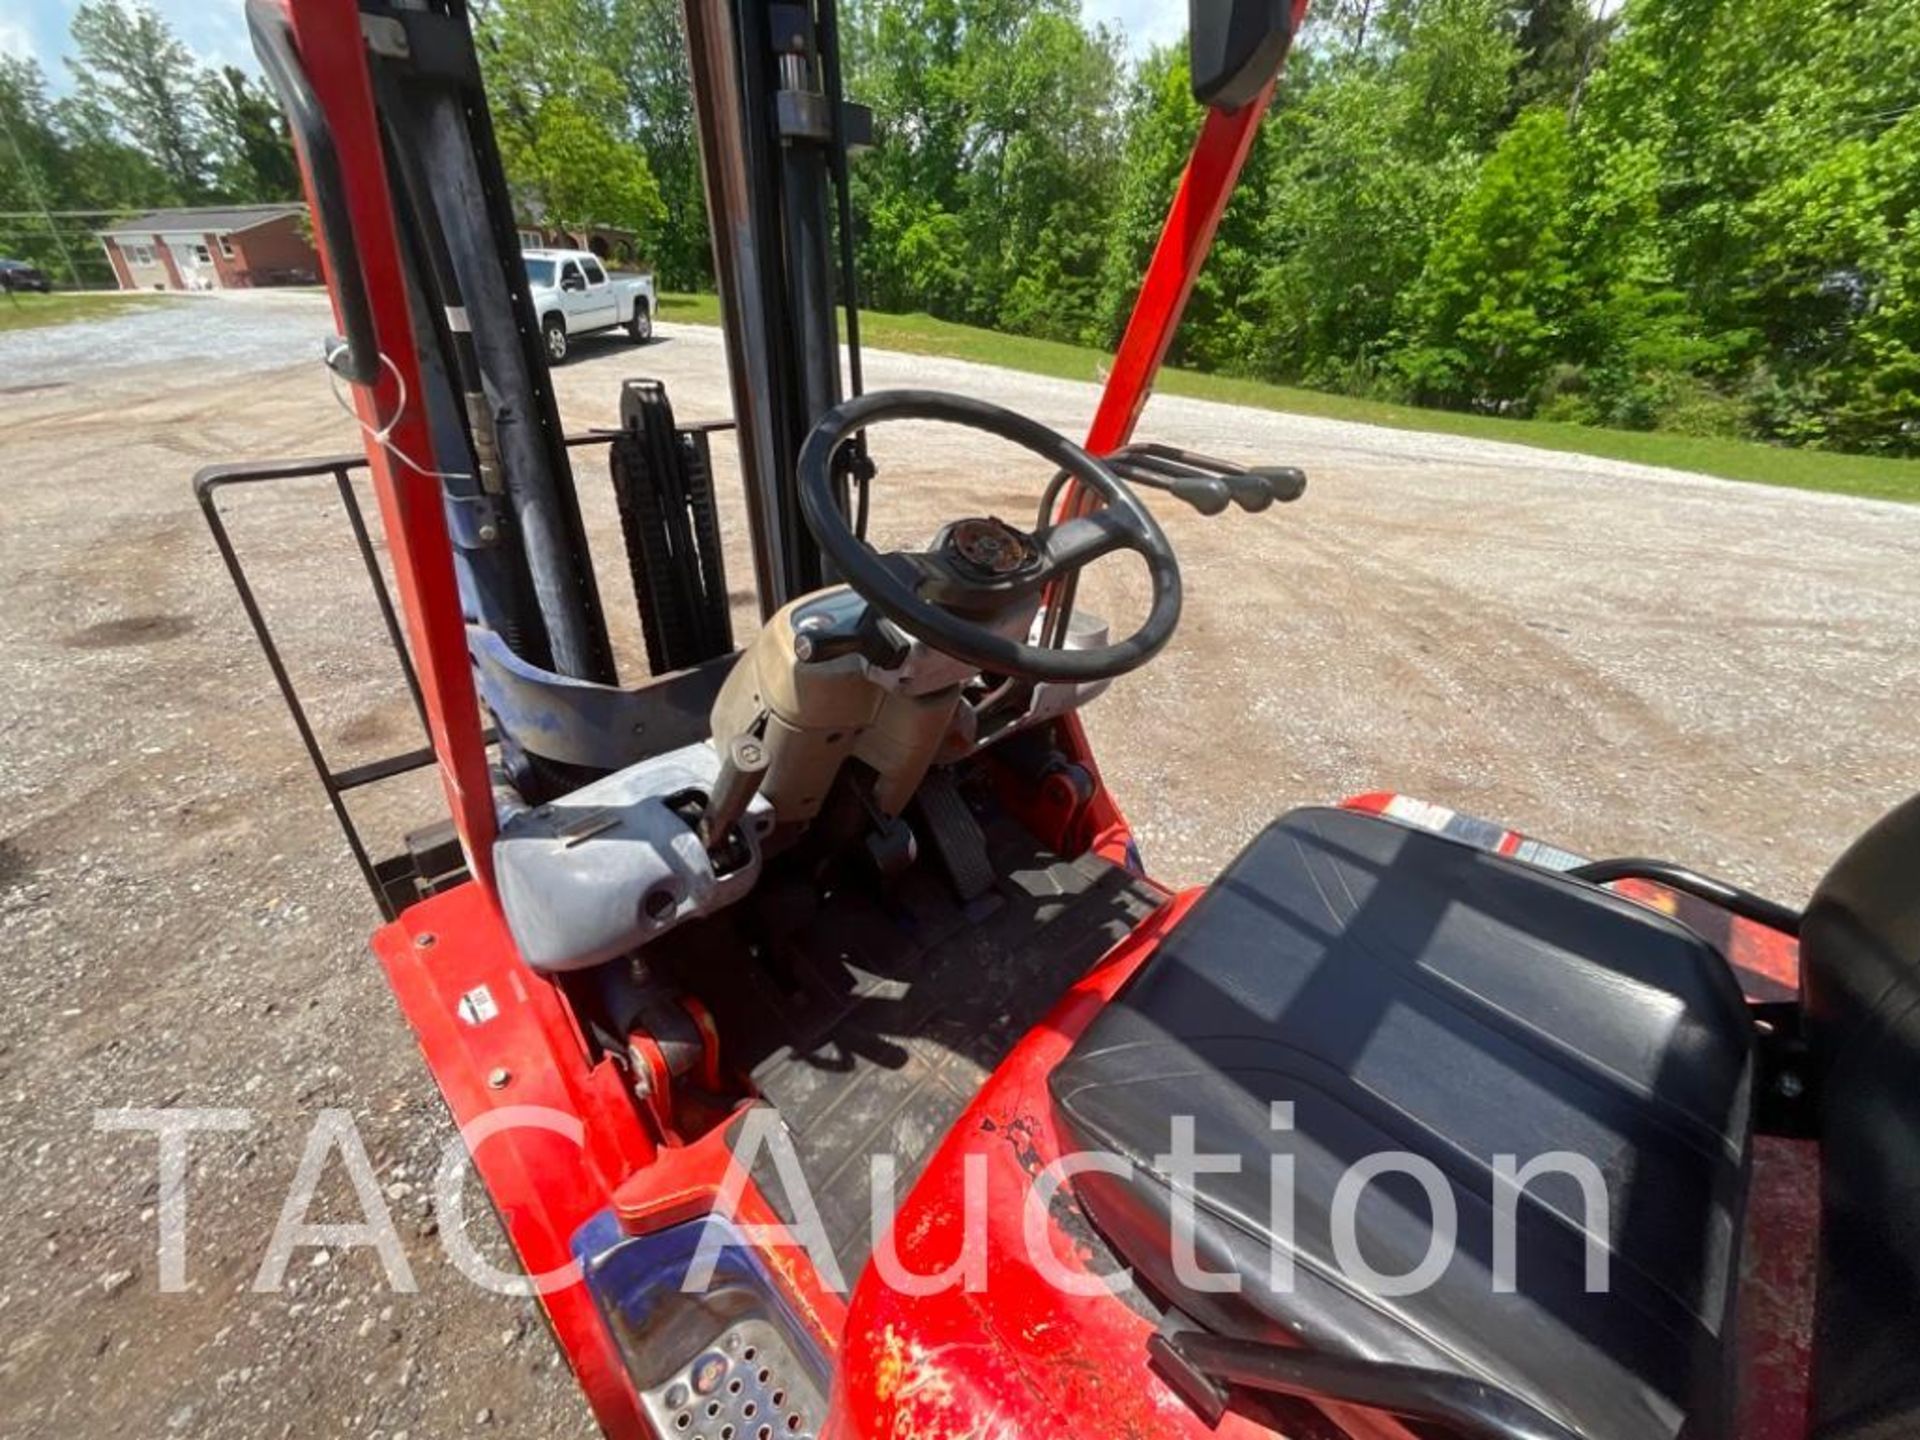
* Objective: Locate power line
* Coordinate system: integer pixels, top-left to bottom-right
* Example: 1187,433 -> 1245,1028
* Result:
0,112 -> 87,288
0,208 -> 139,219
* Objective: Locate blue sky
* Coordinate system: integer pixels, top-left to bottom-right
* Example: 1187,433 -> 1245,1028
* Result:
1,0 -> 1182,93
2,0 -> 257,88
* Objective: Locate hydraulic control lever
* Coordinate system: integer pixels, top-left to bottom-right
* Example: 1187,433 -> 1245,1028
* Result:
1107,460 -> 1231,515
1107,443 -> 1306,515
1041,444 -> 1307,525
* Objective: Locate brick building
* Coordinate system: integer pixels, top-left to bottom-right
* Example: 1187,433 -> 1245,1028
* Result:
97,204 -> 320,292
512,203 -> 643,267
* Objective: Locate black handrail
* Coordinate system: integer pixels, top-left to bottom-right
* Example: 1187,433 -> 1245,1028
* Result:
247,0 -> 380,386
1568,858 -> 1802,937
1155,1332 -> 1588,1440
195,454 -> 430,914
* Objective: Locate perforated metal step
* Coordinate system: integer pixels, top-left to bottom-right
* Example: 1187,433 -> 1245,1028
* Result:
640,1317 -> 823,1440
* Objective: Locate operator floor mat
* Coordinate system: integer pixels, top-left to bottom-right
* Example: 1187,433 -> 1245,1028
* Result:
660,805 -> 1165,1284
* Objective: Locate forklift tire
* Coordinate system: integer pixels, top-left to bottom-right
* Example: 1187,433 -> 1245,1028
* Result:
627,304 -> 652,343
543,315 -> 568,363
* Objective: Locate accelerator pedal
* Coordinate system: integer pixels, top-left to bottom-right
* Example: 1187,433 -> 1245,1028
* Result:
911,769 -> 995,903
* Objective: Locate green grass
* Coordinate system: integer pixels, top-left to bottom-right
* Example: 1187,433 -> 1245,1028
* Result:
0,289 -> 171,333
658,292 -> 1920,504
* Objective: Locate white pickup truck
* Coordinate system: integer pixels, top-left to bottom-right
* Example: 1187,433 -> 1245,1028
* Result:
522,248 -> 655,362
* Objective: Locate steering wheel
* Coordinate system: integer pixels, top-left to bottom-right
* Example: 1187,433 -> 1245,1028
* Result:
796,390 -> 1182,684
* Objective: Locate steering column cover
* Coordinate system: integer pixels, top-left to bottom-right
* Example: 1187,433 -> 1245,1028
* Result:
708,590 -> 966,825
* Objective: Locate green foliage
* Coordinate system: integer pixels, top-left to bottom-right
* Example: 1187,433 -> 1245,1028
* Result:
1099,0 -> 1914,453
1223,0 -> 1519,393
475,0 -> 668,245
11,0 -> 1911,454
0,58 -> 60,197
203,67 -> 299,203
0,290 -> 168,331
0,58 -> 92,284
496,92 -> 666,240
1397,105 -> 1576,406
1091,46 -> 1203,347
67,0 -> 215,203
1559,0 -> 1920,450
1507,0 -> 1609,115
608,0 -> 710,287
658,290 -> 1920,503
667,0 -> 1912,456
1088,43 -> 1276,374
845,0 -> 1124,339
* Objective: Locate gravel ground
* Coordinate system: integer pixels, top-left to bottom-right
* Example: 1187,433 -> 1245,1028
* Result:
3,292 -> 1917,1439
0,290 -> 340,377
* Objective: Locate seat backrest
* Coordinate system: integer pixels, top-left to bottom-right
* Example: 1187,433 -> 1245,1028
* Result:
1800,793 -> 1920,1439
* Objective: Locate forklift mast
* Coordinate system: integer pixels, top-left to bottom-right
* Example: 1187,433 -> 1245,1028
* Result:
246,0 -> 1298,895
683,0 -> 870,610
256,0 -> 870,662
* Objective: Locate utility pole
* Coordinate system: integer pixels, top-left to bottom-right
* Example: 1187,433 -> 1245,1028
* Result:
0,104 -> 87,290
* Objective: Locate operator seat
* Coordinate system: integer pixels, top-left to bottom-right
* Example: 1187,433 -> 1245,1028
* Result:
1053,795 -> 1920,1440
1051,805 -> 1757,1440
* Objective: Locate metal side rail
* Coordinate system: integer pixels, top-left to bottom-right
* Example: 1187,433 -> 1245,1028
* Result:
194,449 -> 527,916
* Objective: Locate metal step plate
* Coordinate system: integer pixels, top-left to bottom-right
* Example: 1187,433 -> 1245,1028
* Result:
641,1318 -> 822,1440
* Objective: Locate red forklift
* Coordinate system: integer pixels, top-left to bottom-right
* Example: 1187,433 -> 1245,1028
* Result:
202,0 -> 1919,1436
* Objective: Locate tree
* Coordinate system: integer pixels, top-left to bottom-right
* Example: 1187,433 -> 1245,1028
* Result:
204,66 -> 299,202
476,0 -> 669,245
1,53 -> 169,285
843,0 -> 972,313
0,57 -> 62,199
1092,45 -> 1203,348
480,0 -> 1917,455
53,87 -> 177,212
1238,0 -> 1517,391
67,0 -> 214,203
502,95 -> 665,238
1400,0 -> 1517,151
609,0 -> 710,287
0,57 -> 84,284
1397,105 -> 1577,405
845,0 -> 1124,337
1505,0 -> 1612,117
1091,44 -> 1271,369
1563,0 -> 1920,449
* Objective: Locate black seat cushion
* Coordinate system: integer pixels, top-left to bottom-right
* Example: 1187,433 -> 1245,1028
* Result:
1801,793 -> 1920,1440
1050,806 -> 1755,1440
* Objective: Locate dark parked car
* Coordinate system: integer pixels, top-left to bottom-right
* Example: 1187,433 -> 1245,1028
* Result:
0,259 -> 53,293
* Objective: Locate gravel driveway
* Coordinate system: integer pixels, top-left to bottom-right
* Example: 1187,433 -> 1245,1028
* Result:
0,290 -> 340,377
3,294 -> 1916,1439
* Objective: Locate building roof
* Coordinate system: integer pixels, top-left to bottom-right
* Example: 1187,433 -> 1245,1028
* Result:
97,204 -> 306,239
